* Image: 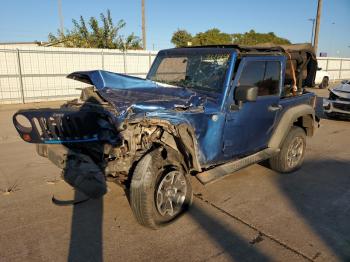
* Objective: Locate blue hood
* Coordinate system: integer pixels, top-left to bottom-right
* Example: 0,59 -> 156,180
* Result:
67,70 -> 158,89
67,70 -> 220,114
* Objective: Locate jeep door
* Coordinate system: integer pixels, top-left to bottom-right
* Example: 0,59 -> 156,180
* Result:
222,56 -> 285,158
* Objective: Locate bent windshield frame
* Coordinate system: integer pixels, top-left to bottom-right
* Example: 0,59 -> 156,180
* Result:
147,50 -> 232,93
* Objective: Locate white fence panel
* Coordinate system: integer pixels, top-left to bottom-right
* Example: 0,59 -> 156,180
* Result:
0,47 -> 349,105
0,47 -> 157,104
342,60 -> 350,70
317,57 -> 350,82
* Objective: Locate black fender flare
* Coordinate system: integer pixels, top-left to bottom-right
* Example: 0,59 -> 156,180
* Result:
268,104 -> 316,149
159,123 -> 202,172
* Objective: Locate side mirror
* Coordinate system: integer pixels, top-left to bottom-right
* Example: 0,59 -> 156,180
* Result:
232,85 -> 258,110
317,67 -> 322,71
235,85 -> 258,103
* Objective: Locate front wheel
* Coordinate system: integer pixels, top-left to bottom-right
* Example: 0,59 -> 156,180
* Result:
269,126 -> 306,173
129,147 -> 192,229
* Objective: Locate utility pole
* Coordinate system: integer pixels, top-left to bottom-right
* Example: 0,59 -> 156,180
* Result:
58,0 -> 64,36
329,22 -> 335,56
308,18 -> 315,45
142,0 -> 146,50
313,0 -> 322,54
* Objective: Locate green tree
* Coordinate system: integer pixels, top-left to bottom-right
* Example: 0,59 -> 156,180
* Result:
48,10 -> 142,50
171,29 -> 193,47
232,30 -> 291,45
170,29 -> 291,47
192,28 -> 232,46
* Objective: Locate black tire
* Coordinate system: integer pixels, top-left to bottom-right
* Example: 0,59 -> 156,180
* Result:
319,76 -> 329,89
129,147 -> 192,229
269,126 -> 306,173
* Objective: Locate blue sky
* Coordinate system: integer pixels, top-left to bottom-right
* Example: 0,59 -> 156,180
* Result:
0,0 -> 349,56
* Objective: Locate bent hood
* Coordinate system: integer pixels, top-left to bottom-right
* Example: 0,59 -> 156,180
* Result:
332,82 -> 350,99
68,70 -> 220,114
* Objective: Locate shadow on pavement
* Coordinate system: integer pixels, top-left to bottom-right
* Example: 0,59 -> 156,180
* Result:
68,193 -> 103,262
67,194 -> 270,262
189,203 -> 270,261
53,94 -> 107,262
276,159 -> 350,260
61,156 -> 350,261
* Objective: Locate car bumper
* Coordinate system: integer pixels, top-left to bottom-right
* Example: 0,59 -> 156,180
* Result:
323,98 -> 350,116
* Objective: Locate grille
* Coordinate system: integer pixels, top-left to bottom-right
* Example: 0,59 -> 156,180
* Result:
14,109 -> 106,143
333,103 -> 350,111
329,92 -> 350,102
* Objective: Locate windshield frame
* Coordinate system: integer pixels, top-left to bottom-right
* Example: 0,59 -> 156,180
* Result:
147,48 -> 236,95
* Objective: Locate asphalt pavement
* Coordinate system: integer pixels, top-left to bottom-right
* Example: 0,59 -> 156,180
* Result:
0,85 -> 349,262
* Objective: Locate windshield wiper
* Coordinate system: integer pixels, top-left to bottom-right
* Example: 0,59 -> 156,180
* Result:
152,80 -> 179,88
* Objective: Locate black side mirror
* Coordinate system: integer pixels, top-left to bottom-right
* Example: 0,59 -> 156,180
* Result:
231,85 -> 258,110
235,85 -> 258,103
317,67 -> 322,71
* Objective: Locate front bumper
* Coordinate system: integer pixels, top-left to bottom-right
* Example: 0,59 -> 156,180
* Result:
37,144 -> 107,198
323,98 -> 350,116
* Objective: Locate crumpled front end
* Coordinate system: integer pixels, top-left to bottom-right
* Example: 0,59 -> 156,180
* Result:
323,83 -> 350,117
13,89 -> 122,198
13,87 -> 202,197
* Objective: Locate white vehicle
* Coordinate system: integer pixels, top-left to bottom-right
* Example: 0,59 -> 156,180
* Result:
315,67 -> 330,88
323,80 -> 350,118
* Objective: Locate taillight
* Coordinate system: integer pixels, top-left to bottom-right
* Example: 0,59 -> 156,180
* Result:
22,133 -> 32,142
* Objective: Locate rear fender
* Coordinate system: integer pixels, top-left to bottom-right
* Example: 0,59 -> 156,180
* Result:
268,104 -> 317,149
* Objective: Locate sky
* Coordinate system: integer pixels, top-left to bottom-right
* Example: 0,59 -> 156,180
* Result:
0,0 -> 349,57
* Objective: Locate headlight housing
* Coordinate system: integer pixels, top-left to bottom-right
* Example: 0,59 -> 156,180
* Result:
329,91 -> 338,100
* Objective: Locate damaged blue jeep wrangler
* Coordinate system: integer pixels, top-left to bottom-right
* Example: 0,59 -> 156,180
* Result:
13,44 -> 319,229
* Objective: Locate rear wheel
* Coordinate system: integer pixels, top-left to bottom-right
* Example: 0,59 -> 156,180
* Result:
129,147 -> 192,229
269,126 -> 306,173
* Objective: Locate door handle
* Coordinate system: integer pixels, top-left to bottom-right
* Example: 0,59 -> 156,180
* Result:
268,104 -> 283,112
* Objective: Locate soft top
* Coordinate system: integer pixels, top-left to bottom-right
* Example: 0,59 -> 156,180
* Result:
162,43 -> 317,89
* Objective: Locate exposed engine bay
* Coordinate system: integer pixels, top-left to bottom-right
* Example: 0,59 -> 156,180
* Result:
323,80 -> 350,118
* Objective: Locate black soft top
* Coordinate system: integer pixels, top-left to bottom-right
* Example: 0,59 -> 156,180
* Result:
161,43 -> 317,88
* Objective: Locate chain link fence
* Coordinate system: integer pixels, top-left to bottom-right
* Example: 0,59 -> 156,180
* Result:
0,47 -> 157,104
0,47 -> 349,104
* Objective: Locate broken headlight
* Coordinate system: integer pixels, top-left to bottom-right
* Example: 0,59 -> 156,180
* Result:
329,91 -> 338,100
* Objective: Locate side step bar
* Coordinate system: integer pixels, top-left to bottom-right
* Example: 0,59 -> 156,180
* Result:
196,148 -> 279,185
